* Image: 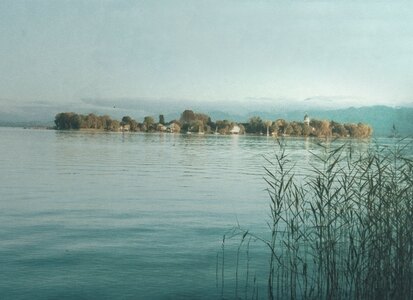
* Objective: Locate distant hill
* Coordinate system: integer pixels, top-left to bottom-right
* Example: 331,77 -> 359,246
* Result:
0,102 -> 411,137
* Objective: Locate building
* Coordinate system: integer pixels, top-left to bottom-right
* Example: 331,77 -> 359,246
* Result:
230,125 -> 241,134
120,124 -> 130,132
304,114 -> 310,126
167,122 -> 180,133
157,124 -> 167,132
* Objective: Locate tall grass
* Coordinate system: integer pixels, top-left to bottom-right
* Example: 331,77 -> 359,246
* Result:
218,138 -> 413,300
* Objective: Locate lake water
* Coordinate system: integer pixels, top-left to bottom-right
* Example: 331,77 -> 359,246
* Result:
0,128 -> 397,299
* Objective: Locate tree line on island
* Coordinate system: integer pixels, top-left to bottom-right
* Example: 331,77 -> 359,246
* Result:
54,109 -> 373,138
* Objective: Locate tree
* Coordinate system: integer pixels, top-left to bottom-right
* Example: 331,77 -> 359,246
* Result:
345,123 -> 372,138
310,119 -> 323,136
331,121 -> 348,137
285,123 -> 294,135
357,123 -> 372,138
192,119 -> 204,133
86,113 -> 99,129
109,120 -> 120,131
55,113 -> 68,129
274,119 -> 288,136
101,115 -> 112,130
302,124 -> 312,136
143,116 -> 155,131
195,113 -> 211,125
71,114 -> 81,129
344,124 -> 358,138
216,120 -> 231,134
247,116 -> 264,134
54,112 -> 81,130
121,116 -> 132,125
180,110 -> 196,124
170,122 -> 181,133
129,119 -> 139,131
159,114 -> 165,125
318,120 -> 332,137
290,122 -> 302,136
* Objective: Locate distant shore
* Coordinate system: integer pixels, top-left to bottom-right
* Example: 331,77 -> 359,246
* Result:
54,110 -> 373,139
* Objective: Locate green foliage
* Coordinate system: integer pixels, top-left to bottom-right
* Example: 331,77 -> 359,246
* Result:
143,116 -> 155,131
215,120 -> 232,134
178,110 -> 213,133
120,116 -> 140,131
55,112 -> 128,131
159,114 -> 165,125
106,119 -> 120,131
121,116 -> 132,125
54,110 -> 373,138
180,109 -> 196,125
246,116 -> 265,134
54,112 -> 82,130
331,121 -> 348,137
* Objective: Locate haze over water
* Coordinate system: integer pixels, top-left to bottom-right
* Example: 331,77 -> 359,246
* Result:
0,128 -> 397,299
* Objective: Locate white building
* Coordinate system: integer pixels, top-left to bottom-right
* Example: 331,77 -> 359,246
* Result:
304,114 -> 310,126
230,125 -> 241,134
120,124 -> 130,131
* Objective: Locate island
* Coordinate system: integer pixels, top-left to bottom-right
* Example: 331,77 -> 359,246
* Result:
54,110 -> 373,138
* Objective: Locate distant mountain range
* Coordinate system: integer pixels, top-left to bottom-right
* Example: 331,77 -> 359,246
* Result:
0,101 -> 411,137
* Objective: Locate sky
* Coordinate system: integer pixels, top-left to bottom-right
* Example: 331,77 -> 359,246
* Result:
1,0 -> 413,113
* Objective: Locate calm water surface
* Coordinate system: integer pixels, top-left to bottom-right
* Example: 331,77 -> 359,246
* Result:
0,128 -> 381,299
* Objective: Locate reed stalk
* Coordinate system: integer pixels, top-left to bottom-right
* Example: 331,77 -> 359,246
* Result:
220,137 -> 413,300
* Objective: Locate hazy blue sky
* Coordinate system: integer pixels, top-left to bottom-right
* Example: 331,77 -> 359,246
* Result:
1,0 -> 413,109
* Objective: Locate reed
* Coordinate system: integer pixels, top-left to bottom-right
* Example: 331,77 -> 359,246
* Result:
219,138 -> 413,299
